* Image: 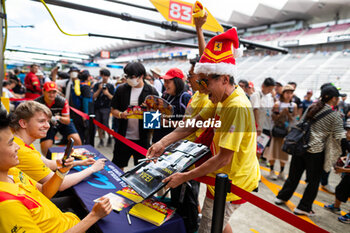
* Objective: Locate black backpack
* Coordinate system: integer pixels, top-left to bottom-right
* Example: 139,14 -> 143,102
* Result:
170,180 -> 200,233
282,109 -> 333,156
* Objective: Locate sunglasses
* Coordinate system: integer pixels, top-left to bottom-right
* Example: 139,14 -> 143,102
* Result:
196,75 -> 221,88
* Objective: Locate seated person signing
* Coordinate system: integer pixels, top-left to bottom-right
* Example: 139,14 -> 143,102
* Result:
0,109 -> 112,233
10,101 -> 106,191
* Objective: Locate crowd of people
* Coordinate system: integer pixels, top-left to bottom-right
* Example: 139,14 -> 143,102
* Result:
1,14 -> 350,233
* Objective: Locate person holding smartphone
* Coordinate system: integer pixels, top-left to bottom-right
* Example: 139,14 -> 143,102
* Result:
0,109 -> 112,233
264,84 -> 297,181
10,101 -> 106,191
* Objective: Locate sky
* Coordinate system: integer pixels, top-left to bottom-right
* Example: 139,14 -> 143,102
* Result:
4,0 -> 349,96
4,0 -> 290,62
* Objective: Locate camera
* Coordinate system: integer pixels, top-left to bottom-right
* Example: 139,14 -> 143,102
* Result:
102,83 -> 107,89
288,106 -> 294,113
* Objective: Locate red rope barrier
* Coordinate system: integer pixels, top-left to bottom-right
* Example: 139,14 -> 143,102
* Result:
70,105 -> 330,232
194,176 -> 329,233
9,98 -> 35,101
11,98 -> 330,232
69,106 -> 148,156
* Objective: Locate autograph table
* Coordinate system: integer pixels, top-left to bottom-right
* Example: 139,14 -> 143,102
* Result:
49,145 -> 186,233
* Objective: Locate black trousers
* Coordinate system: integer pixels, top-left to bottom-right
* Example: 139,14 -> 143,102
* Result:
335,175 -> 350,203
112,139 -> 145,168
261,129 -> 271,157
170,180 -> 200,233
71,111 -> 88,144
277,151 -> 324,212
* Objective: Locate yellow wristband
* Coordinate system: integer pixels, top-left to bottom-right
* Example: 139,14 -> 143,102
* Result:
118,112 -> 122,118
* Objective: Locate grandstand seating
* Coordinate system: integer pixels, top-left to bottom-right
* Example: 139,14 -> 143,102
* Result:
242,22 -> 350,42
141,49 -> 349,99
112,20 -> 350,100
235,51 -> 350,97
303,26 -> 327,36
283,29 -> 304,38
327,23 -> 350,32
139,53 -> 336,99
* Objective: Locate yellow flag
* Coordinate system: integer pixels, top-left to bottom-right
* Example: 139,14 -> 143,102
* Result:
1,97 -> 10,113
150,0 -> 224,33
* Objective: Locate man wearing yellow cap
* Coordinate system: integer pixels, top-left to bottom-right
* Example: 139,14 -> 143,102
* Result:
147,28 -> 260,233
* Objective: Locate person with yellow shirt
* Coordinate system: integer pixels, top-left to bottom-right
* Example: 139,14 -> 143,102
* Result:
167,14 -> 213,233
147,28 -> 259,233
184,58 -> 211,142
174,59 -> 212,233
0,109 -> 112,233
10,100 -> 106,191
184,10 -> 212,143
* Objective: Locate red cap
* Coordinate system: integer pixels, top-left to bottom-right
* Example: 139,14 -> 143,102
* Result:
43,81 -> 58,92
161,68 -> 184,80
248,81 -> 254,88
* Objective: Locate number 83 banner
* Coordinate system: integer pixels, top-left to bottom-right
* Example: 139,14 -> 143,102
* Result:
150,0 -> 224,33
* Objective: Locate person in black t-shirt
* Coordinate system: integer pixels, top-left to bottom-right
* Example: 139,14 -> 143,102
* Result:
288,81 -> 303,118
93,69 -> 115,147
111,62 -> 158,170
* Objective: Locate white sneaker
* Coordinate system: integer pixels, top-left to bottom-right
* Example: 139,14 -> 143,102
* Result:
322,184 -> 335,194
269,170 -> 277,180
97,140 -> 104,148
274,197 -> 285,205
278,171 -> 286,181
294,208 -> 315,217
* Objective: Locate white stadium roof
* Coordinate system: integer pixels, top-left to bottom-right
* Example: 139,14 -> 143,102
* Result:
5,0 -> 350,57
226,0 -> 350,28
91,0 -> 350,53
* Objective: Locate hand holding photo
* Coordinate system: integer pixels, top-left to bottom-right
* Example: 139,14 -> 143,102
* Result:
94,192 -> 132,212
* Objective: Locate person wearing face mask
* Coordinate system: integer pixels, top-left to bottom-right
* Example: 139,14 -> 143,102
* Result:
93,69 -> 115,147
110,62 -> 158,170
53,66 -> 80,102
144,73 -> 154,85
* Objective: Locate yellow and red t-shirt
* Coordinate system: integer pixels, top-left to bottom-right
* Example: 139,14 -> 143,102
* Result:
184,91 -> 211,141
14,136 -> 52,182
0,168 -> 80,233
200,86 -> 260,202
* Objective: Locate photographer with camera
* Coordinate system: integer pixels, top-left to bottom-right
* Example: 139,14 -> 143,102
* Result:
93,69 -> 115,147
